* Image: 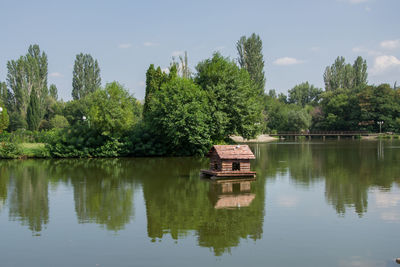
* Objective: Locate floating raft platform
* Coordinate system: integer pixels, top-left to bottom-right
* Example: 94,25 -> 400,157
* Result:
201,169 -> 256,179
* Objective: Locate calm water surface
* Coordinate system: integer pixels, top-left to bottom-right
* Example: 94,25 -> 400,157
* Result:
0,140 -> 399,267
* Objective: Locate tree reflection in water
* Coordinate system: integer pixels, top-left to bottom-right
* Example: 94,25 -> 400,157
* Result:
0,140 -> 398,255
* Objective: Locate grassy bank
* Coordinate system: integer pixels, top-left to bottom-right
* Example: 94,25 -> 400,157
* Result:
0,142 -> 50,159
19,143 -> 50,158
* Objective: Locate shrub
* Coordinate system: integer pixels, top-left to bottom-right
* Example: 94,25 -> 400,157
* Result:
0,142 -> 22,159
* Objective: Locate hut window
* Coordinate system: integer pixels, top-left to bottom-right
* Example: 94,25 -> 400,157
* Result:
214,163 -> 219,170
232,162 -> 240,171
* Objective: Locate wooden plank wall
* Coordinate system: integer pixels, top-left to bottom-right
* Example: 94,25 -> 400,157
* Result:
221,160 -> 251,172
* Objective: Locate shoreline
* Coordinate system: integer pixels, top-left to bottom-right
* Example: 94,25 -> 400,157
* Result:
230,134 -> 278,143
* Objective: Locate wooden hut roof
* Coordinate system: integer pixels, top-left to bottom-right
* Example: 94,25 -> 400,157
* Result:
210,145 -> 255,160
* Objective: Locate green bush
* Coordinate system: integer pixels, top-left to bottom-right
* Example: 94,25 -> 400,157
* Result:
0,142 -> 22,159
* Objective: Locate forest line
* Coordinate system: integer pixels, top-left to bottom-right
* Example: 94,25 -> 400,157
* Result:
0,33 -> 399,158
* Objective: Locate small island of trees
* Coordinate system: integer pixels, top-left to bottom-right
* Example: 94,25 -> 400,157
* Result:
0,34 -> 399,158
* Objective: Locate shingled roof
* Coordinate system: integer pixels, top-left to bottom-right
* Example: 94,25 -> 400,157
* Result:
210,145 -> 255,160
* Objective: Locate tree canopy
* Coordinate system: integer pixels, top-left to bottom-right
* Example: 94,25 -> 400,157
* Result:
195,53 -> 263,140
236,33 -> 266,95
72,53 -> 101,100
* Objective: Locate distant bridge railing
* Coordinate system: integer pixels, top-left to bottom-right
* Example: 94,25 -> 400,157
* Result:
271,131 -> 370,136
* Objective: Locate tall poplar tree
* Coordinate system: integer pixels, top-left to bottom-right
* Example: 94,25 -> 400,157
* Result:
143,64 -> 169,118
0,82 -> 15,113
236,33 -> 266,95
6,44 -> 48,124
324,56 -> 368,91
49,84 -> 58,100
27,89 -> 40,131
72,53 -> 101,100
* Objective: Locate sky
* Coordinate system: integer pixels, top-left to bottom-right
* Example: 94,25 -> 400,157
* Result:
0,0 -> 399,101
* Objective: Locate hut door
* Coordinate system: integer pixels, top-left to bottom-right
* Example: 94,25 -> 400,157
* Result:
232,162 -> 240,171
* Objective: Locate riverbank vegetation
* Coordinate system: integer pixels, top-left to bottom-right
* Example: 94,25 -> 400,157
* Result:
1,34 -> 399,158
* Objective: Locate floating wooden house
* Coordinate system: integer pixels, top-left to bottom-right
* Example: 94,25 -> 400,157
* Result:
201,145 -> 256,179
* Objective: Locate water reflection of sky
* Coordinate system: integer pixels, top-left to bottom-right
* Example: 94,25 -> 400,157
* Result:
0,140 -> 399,266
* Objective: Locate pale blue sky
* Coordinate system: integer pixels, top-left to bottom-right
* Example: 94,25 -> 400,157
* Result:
0,0 -> 399,101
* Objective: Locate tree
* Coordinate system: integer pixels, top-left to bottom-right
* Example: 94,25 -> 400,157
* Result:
353,56 -> 368,87
72,53 -> 101,100
146,78 -> 211,156
25,44 -> 48,117
171,51 -> 191,78
324,56 -> 368,91
49,84 -> 58,100
195,53 -> 263,140
318,89 -> 360,130
87,82 -> 141,137
288,82 -> 322,107
6,44 -> 48,126
0,105 -> 9,133
7,57 -> 27,115
0,82 -> 15,113
236,33 -> 266,95
358,84 -> 399,132
26,89 -> 41,131
49,115 -> 69,129
143,64 -> 172,118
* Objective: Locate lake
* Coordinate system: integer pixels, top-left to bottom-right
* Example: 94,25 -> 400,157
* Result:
0,140 -> 399,267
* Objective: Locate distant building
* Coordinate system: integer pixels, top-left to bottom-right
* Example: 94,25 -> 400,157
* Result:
201,145 -> 256,179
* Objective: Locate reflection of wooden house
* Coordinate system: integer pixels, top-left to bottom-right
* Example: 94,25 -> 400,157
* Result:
208,178 -> 256,209
201,145 -> 256,179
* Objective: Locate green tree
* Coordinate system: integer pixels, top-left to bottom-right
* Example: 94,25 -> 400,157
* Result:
236,33 -> 266,95
49,84 -> 58,100
146,78 -> 211,156
7,56 -> 28,115
143,65 -> 172,118
49,115 -> 69,129
287,109 -> 311,131
87,82 -> 141,137
353,56 -> 368,87
318,89 -> 360,130
6,45 -> 48,126
195,53 -> 263,140
72,53 -> 101,100
324,56 -> 368,91
358,84 -> 399,132
26,89 -> 41,131
288,82 -> 322,107
0,82 -> 15,113
0,105 -> 9,133
25,44 -> 48,117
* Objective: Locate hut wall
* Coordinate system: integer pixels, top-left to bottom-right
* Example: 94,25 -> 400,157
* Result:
221,159 -> 251,172
209,151 -> 222,170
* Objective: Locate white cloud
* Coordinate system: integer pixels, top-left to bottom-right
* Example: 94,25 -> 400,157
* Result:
380,39 -> 400,50
340,0 -> 369,4
49,72 -> 63,77
349,0 -> 368,3
365,6 -> 371,12
352,46 -> 381,56
118,43 -> 132,49
371,55 -> 400,74
171,50 -> 184,57
143,42 -> 159,47
273,57 -> 303,66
